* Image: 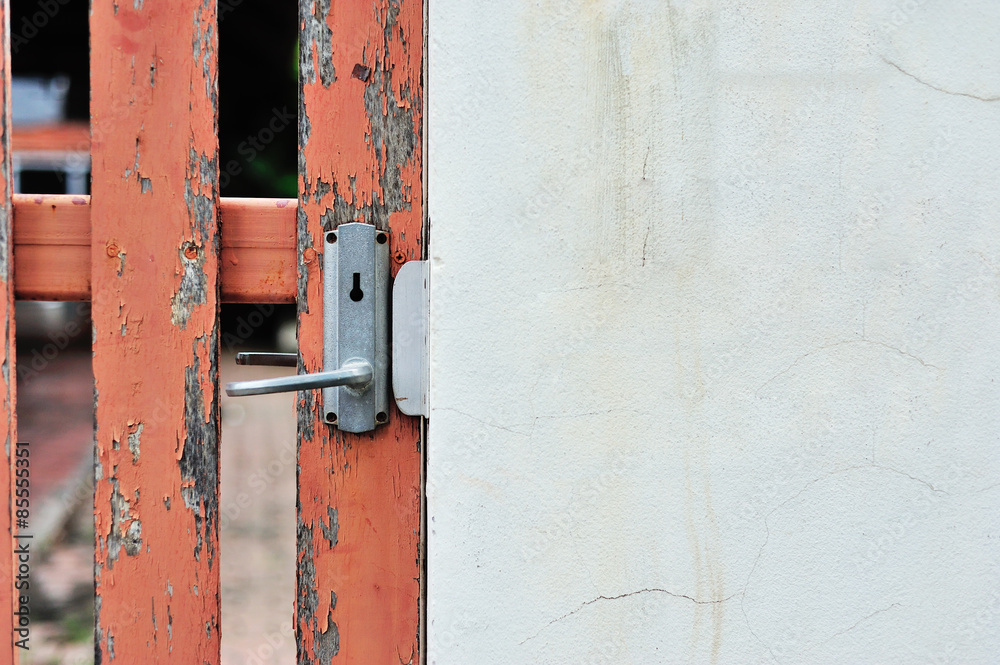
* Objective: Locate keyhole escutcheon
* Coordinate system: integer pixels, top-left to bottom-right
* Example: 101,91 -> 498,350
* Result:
350,272 -> 364,302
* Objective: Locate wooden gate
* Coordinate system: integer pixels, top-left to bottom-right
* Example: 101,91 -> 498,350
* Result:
2,1 -> 423,662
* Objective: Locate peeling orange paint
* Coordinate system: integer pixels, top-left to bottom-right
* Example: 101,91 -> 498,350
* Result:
297,1 -> 423,663
91,1 -> 220,663
0,0 -> 16,661
12,194 -> 297,303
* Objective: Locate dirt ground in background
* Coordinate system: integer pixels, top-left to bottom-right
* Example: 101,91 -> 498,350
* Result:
21,352 -> 297,665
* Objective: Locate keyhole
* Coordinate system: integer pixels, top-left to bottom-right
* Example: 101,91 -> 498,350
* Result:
350,272 -> 364,302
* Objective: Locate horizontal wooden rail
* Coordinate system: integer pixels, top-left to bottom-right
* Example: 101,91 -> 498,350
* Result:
12,194 -> 297,302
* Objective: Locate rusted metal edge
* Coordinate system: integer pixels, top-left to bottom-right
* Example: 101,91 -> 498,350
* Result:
12,194 -> 296,302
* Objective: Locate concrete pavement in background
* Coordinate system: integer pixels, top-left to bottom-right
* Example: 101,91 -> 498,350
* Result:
220,354 -> 297,665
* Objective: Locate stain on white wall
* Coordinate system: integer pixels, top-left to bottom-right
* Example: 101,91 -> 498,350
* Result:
428,1 -> 1000,663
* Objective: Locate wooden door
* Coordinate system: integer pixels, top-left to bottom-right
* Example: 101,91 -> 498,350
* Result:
2,1 -> 424,663
296,2 -> 424,663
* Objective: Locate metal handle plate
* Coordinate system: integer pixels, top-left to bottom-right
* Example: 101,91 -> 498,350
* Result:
223,223 -> 389,433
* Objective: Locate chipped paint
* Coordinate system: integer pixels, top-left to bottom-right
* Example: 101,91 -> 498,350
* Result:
299,0 -> 336,89
297,0 -> 423,661
104,477 -> 134,568
296,522 -> 339,661
319,506 -> 339,548
127,422 -> 143,464
180,333 -> 219,568
171,243 -> 209,328
10,193 -> 299,303
91,0 -> 220,662
0,2 -> 16,662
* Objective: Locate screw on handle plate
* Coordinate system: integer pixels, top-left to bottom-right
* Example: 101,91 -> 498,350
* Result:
224,359 -> 373,397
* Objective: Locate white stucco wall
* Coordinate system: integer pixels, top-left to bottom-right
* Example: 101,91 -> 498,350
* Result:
427,2 -> 1000,663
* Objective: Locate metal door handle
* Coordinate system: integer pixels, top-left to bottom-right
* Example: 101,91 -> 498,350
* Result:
225,358 -> 373,397
223,223 -> 391,432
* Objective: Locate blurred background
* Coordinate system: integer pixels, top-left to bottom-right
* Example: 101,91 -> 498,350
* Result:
12,1 -> 299,662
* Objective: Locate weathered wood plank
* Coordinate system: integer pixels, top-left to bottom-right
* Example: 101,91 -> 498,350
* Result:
11,121 -> 89,152
12,195 -> 89,302
0,0 -> 17,662
90,1 -> 221,662
11,195 -> 296,303
218,197 -> 297,304
297,0 -> 424,662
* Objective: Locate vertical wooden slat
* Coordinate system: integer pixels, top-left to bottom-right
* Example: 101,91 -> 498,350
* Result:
0,0 -> 15,662
90,1 -> 220,662
297,1 -> 423,663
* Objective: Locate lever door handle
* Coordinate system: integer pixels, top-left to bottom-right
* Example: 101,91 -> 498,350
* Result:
225,359 -> 373,397
223,222 -> 390,432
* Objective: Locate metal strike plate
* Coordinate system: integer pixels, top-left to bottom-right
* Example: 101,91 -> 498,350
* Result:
392,260 -> 429,417
322,223 -> 390,432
